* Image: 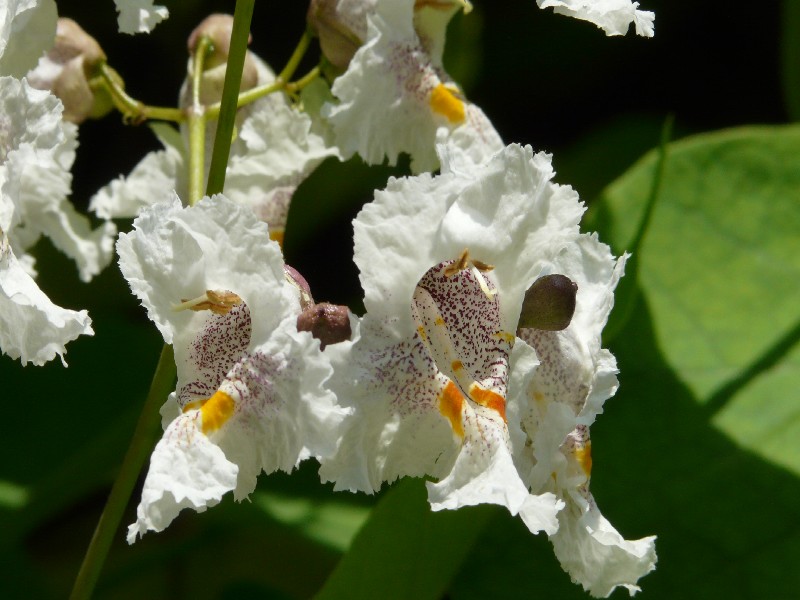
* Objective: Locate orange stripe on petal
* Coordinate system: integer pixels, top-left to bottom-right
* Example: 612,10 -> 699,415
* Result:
199,390 -> 236,434
430,83 -> 466,124
468,383 -> 506,421
439,380 -> 465,438
575,440 -> 593,477
269,229 -> 285,249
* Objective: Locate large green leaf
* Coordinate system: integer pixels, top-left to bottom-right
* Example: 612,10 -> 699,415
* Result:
597,125 -> 800,472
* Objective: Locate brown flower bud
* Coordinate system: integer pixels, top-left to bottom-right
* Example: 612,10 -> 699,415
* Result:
518,274 -> 578,331
296,302 -> 352,349
27,18 -> 110,123
307,0 -> 366,71
187,14 -> 259,105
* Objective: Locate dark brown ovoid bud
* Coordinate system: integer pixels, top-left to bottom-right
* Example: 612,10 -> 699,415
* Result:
284,264 -> 315,310
27,18 -> 111,123
297,302 -> 352,350
307,0 -> 366,71
187,14 -> 258,105
518,274 -> 578,331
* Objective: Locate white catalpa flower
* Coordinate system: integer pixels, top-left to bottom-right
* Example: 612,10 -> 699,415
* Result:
319,143 -> 602,535
114,0 -> 168,35
510,235 -> 656,596
537,0 -> 654,37
321,0 -> 502,173
91,57 -> 336,245
0,77 -> 115,364
119,194 -> 345,542
0,0 -> 57,77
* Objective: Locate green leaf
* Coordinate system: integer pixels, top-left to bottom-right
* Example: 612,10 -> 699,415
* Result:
253,490 -> 371,552
600,124 -> 800,475
315,478 -> 496,600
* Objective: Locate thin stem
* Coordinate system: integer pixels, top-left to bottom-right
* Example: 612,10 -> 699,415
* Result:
278,28 -> 313,84
95,63 -> 184,124
205,79 -> 283,120
206,0 -> 256,196
69,344 -> 176,600
203,64 -> 320,121
286,66 -> 321,95
187,36 -> 212,206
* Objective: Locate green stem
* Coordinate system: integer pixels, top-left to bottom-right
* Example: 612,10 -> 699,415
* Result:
187,36 -> 212,206
69,344 -> 176,600
278,28 -> 313,84
286,66 -> 321,95
204,64 -> 320,120
96,63 -> 184,124
205,79 -> 283,120
206,0 -> 256,197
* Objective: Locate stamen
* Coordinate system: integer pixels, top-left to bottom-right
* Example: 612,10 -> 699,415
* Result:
443,248 -> 470,277
173,290 -> 243,314
471,265 -> 497,299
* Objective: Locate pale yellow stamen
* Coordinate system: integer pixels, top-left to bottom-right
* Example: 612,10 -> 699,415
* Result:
173,290 -> 243,314
471,265 -> 497,299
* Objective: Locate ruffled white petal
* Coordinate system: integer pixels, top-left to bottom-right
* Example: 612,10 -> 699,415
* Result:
114,0 -> 169,35
225,100 -> 339,239
0,0 -> 57,77
537,0 -> 654,37
89,125 -> 184,219
127,401 -> 239,543
426,402 -> 562,535
0,231 -> 92,365
551,491 -> 657,597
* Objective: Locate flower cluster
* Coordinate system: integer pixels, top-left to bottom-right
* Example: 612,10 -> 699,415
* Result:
3,0 -> 657,596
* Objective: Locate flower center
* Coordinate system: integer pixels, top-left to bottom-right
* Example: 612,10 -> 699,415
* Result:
412,250 -> 513,432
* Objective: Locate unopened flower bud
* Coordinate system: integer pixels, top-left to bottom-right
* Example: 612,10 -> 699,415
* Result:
296,302 -> 352,349
307,0 -> 367,71
518,274 -> 578,331
187,14 -> 259,105
284,264 -> 314,310
27,18 -> 111,123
